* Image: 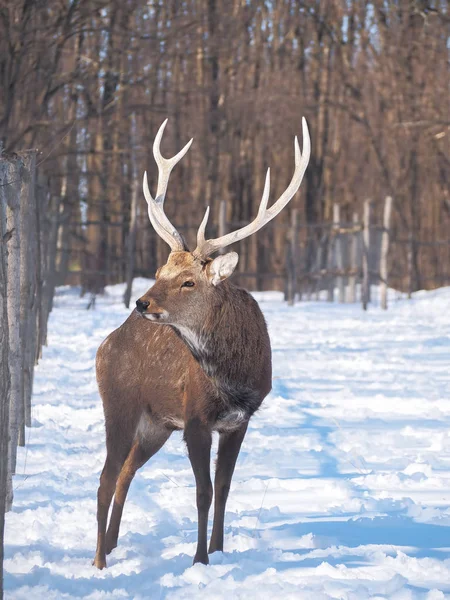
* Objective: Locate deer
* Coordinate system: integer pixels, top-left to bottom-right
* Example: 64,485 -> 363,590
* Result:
93,118 -> 310,570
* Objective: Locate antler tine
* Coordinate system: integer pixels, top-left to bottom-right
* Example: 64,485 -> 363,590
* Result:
194,117 -> 311,258
196,206 -> 210,252
194,169 -> 271,259
153,119 -> 193,204
143,119 -> 193,252
143,171 -> 184,250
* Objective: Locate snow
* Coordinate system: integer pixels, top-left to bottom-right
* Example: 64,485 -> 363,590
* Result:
4,278 -> 450,599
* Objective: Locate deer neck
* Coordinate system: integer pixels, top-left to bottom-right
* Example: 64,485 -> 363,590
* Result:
171,291 -> 229,379
171,284 -> 264,412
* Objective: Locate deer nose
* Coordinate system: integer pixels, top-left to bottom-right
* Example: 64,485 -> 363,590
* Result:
136,299 -> 150,313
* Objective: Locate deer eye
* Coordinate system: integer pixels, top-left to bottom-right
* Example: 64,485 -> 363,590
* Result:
181,281 -> 195,288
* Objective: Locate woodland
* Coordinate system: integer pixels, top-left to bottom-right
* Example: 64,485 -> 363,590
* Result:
0,2 -> 449,597
1,0 -> 449,294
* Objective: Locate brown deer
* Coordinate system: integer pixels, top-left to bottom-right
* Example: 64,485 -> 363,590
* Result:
93,118 -> 310,569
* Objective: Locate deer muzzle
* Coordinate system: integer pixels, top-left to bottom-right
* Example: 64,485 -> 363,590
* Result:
136,298 -> 168,322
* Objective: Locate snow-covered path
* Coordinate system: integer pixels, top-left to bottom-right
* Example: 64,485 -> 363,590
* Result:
4,280 -> 450,599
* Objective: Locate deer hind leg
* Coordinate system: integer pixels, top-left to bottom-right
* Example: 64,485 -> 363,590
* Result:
209,422 -> 248,555
93,452 -> 128,570
93,413 -> 139,570
105,426 -> 171,555
184,418 -> 213,565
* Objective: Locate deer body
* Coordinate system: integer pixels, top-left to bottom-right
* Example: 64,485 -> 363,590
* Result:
93,118 -> 310,569
96,262 -> 272,437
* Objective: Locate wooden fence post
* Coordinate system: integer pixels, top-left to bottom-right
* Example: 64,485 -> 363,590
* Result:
45,195 -> 60,315
4,159 -> 23,501
285,210 -> 298,305
407,230 -> 414,299
314,234 -> 324,301
218,200 -> 227,255
37,177 -> 51,353
0,161 -> 11,600
123,177 -> 139,308
285,241 -> 293,304
19,153 -> 37,436
0,153 -> 58,545
380,196 -> 393,309
362,199 -> 371,310
334,204 -> 345,303
348,212 -> 359,303
291,209 -> 298,304
326,228 -> 335,302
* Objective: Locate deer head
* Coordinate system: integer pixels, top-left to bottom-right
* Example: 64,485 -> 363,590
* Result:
136,119 -> 310,329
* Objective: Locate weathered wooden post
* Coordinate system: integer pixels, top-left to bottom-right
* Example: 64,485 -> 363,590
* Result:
326,227 -> 335,302
305,228 -> 313,301
290,209 -> 299,305
380,196 -> 393,310
334,203 -> 345,303
218,200 -> 227,255
362,199 -> 372,310
0,152 -> 57,533
4,158 -> 23,501
284,210 -> 298,305
35,180 -> 44,361
285,240 -> 293,304
348,212 -> 359,303
314,234 -> 324,301
0,160 -> 11,600
36,176 -> 51,353
123,177 -> 139,308
407,230 -> 414,299
19,153 -> 37,436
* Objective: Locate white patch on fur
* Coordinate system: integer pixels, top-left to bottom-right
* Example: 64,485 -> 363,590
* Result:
214,409 -> 248,432
174,325 -> 206,354
163,416 -> 185,430
135,414 -> 166,443
143,310 -> 169,322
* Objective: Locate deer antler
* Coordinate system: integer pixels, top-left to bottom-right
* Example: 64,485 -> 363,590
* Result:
143,119 -> 193,252
194,117 -> 310,259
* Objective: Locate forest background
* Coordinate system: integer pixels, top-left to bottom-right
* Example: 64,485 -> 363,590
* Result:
0,0 -> 449,294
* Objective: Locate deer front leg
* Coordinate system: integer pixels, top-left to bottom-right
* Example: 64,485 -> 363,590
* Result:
209,422 -> 248,554
184,418 -> 212,565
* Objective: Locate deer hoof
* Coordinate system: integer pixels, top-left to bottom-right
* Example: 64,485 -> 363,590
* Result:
92,556 -> 107,570
193,552 -> 209,566
105,537 -> 117,555
105,543 -> 117,555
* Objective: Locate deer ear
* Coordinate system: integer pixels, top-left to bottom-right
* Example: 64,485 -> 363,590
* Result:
208,252 -> 239,286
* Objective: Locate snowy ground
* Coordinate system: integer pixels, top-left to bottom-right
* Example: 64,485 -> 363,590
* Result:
4,279 -> 450,599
